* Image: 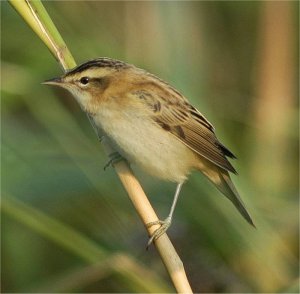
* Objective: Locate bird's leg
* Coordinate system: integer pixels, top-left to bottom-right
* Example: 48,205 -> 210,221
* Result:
103,151 -> 124,170
146,183 -> 183,248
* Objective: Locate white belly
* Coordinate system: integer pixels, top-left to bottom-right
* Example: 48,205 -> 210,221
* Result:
93,109 -> 197,183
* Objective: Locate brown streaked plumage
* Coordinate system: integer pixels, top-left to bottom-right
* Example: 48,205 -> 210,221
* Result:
131,86 -> 237,173
44,57 -> 255,245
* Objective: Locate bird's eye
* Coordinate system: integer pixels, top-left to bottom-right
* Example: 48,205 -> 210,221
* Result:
80,77 -> 89,85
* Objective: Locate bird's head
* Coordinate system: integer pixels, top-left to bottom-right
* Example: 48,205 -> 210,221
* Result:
43,57 -> 137,113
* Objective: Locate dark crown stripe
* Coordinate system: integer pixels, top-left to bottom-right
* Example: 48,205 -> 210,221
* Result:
66,57 -> 130,75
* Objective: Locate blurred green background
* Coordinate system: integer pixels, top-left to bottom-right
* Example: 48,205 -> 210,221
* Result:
1,1 -> 299,293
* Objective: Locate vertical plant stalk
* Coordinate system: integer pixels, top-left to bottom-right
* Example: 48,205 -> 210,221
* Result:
9,1 -> 193,293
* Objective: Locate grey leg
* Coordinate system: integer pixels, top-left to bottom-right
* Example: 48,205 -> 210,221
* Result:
146,182 -> 183,248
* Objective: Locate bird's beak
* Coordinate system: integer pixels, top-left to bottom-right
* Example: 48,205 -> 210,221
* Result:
42,77 -> 64,86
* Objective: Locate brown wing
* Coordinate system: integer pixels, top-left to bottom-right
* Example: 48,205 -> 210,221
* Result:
132,88 -> 237,173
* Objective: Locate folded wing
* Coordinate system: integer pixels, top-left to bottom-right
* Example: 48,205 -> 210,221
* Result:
132,88 -> 237,173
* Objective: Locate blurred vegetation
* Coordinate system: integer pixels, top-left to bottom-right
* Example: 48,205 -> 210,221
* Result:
1,1 -> 299,293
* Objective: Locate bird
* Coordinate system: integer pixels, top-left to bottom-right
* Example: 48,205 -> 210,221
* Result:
43,57 -> 254,245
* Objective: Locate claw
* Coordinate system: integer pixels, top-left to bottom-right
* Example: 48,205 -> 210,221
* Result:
146,216 -> 172,249
104,152 -> 124,170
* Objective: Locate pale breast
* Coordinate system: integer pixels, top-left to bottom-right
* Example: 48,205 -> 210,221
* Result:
93,108 -> 198,183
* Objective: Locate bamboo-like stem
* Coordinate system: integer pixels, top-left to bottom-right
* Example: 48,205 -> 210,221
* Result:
9,1 -> 193,292
10,0 -> 76,70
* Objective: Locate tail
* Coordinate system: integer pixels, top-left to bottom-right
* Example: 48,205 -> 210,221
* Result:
201,164 -> 255,227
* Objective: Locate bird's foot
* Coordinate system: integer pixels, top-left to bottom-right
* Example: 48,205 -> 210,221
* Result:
98,135 -> 105,142
146,216 -> 172,249
104,152 -> 124,170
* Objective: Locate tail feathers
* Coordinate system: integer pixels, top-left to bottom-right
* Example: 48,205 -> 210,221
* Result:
218,172 -> 255,227
203,167 -> 255,227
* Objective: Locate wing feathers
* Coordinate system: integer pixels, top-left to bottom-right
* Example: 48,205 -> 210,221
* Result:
176,124 -> 236,173
131,87 -> 236,173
